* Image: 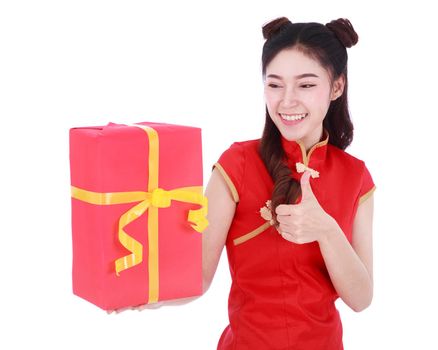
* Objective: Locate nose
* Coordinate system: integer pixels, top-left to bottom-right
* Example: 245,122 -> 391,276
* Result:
281,86 -> 299,107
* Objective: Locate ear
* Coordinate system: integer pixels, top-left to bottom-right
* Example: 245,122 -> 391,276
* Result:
330,74 -> 345,101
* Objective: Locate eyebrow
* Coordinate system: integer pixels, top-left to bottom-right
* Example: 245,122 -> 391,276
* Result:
266,73 -> 319,80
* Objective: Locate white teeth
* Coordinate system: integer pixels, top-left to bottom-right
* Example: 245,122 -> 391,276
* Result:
280,113 -> 307,121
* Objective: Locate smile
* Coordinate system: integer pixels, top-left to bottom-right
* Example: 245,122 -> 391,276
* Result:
279,113 -> 308,121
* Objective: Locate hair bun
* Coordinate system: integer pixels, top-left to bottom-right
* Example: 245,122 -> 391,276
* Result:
262,17 -> 292,40
325,18 -> 358,48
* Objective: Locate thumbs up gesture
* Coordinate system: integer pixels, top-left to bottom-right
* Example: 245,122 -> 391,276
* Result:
275,171 -> 337,244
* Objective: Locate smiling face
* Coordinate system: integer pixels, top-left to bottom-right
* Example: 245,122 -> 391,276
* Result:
263,48 -> 345,150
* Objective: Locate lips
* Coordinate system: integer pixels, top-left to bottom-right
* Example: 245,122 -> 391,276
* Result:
279,113 -> 308,121
278,112 -> 308,126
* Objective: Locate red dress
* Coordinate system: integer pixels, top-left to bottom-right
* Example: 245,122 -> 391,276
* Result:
212,129 -> 376,350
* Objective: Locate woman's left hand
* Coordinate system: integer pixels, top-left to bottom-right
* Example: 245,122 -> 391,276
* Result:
106,302 -> 164,314
275,170 -> 338,244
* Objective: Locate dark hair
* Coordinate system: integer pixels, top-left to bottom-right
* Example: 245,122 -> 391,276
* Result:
259,17 -> 359,225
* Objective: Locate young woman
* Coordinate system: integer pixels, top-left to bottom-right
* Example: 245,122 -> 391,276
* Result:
203,17 -> 376,349
119,16 -> 375,350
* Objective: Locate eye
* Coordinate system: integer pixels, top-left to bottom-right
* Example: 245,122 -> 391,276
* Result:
267,83 -> 281,88
301,84 -> 316,88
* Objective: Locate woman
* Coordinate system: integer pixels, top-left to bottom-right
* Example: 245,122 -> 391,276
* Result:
121,16 -> 375,350
204,17 -> 375,349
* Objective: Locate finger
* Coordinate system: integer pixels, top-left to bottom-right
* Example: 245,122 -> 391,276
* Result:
135,303 -> 150,311
275,204 -> 292,215
279,229 -> 296,243
115,306 -> 131,314
301,169 -> 311,185
277,222 -> 296,237
300,171 -> 315,201
276,214 -> 288,224
277,226 -> 288,237
147,301 -> 164,309
277,206 -> 302,225
280,221 -> 299,238
136,301 -> 164,311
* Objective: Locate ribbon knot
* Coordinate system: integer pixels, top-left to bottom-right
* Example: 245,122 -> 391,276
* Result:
295,162 -> 320,178
151,188 -> 171,208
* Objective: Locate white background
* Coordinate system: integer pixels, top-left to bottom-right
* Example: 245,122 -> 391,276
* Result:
1,0 -> 437,349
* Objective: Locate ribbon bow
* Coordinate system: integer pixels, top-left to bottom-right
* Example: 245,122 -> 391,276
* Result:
295,162 -> 320,178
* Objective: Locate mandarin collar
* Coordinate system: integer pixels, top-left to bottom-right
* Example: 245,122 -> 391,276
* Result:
280,128 -> 329,172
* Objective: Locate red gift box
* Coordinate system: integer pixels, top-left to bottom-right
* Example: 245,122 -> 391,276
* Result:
69,122 -> 208,311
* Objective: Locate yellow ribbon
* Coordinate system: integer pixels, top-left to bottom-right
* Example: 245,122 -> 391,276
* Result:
295,162 -> 320,178
71,124 -> 208,303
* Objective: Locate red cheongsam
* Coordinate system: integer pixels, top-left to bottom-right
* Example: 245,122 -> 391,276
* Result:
212,129 -> 376,350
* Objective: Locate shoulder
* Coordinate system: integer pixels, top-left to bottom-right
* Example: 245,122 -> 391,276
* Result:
219,138 -> 260,160
228,138 -> 260,150
214,138 -> 260,176
327,143 -> 367,170
212,139 -> 260,203
327,144 -> 376,203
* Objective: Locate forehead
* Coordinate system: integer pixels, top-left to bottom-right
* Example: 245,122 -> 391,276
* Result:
266,48 -> 328,80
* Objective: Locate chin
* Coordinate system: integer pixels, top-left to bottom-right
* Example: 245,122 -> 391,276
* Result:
277,124 -> 306,141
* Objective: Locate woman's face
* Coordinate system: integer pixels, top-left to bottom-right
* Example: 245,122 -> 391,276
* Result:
263,48 -> 344,150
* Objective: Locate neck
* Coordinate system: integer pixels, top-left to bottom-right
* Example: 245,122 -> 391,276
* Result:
299,125 -> 324,152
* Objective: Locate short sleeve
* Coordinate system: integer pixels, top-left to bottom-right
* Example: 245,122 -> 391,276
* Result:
358,162 -> 376,205
212,142 -> 245,203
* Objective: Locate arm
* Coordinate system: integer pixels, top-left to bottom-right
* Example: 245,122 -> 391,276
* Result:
318,195 -> 374,312
116,167 -> 235,312
202,167 -> 236,292
158,167 -> 236,303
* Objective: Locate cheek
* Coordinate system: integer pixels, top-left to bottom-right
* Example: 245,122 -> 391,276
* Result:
306,89 -> 331,112
264,89 -> 280,105
264,92 -> 280,116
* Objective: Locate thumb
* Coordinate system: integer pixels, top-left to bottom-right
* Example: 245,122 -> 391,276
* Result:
300,171 -> 315,200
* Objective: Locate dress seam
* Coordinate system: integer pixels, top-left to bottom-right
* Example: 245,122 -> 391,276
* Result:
230,250 -> 246,350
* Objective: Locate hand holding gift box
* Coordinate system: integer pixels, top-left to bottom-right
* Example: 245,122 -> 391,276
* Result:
70,122 -> 208,311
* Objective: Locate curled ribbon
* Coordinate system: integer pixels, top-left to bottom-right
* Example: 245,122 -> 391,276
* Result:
71,124 -> 208,304
295,162 -> 320,178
